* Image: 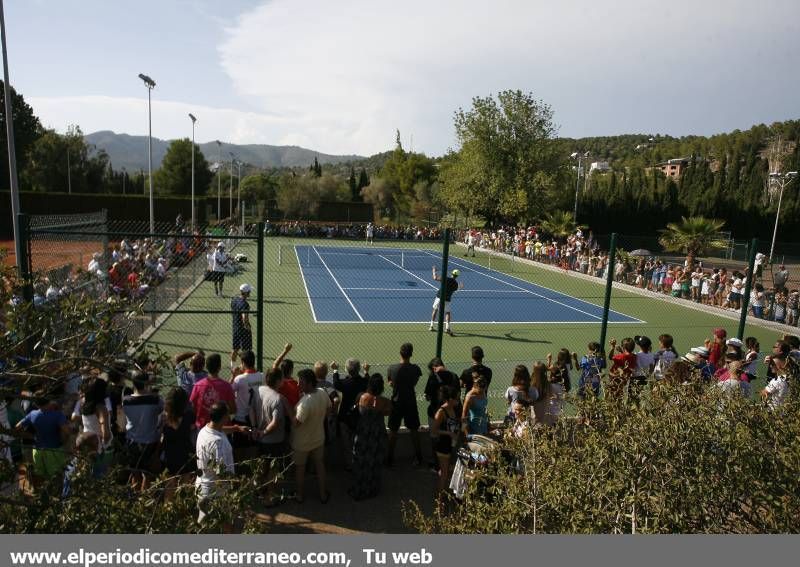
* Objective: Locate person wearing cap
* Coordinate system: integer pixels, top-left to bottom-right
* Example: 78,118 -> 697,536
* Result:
682,346 -> 715,382
211,242 -> 230,297
430,265 -> 463,336
231,284 -> 253,364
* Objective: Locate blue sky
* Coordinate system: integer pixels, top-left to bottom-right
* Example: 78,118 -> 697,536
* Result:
7,0 -> 800,157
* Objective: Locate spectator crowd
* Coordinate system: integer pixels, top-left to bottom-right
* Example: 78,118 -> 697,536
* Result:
6,328 -> 799,525
458,227 -> 798,326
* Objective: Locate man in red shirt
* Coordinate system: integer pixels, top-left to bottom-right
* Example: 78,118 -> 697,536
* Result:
189,353 -> 235,428
608,337 -> 637,399
271,343 -> 300,407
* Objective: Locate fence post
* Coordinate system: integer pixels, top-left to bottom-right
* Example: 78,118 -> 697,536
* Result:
435,228 -> 451,359
256,222 -> 265,371
738,238 -> 758,339
599,233 -> 617,351
17,213 -> 33,302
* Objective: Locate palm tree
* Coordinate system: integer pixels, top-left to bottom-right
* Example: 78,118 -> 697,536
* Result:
658,216 -> 728,267
539,210 -> 586,240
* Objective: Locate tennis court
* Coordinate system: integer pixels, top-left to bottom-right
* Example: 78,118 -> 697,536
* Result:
294,244 -> 643,324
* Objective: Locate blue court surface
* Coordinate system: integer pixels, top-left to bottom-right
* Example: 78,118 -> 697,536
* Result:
294,244 -> 644,324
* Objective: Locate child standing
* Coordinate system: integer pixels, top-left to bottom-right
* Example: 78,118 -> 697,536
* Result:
607,338 -> 637,399
653,334 -> 678,380
743,337 -> 760,383
630,336 -> 655,401
578,342 -> 605,399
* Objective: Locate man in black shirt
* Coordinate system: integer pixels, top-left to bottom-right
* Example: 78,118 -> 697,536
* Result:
231,284 -> 253,365
459,346 -> 493,397
386,343 -> 423,467
429,266 -> 463,336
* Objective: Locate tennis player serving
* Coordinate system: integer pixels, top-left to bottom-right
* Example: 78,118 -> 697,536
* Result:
430,266 -> 463,336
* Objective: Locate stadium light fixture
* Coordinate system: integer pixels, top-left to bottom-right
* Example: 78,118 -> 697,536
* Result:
189,113 -> 197,231
139,72 -> 156,234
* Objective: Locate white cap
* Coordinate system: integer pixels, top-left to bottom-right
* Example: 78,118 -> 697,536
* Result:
726,337 -> 744,348
239,283 -> 253,294
216,242 -> 225,248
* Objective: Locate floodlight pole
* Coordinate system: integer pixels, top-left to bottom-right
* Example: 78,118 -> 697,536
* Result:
229,153 -> 234,221
66,147 -> 71,194
138,73 -> 156,235
189,113 -> 197,231
237,160 -> 242,217
1,0 -> 24,278
216,140 -> 221,221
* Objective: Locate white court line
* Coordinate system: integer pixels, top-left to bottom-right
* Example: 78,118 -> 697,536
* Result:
311,245 -> 365,322
310,320 -> 644,324
294,246 -> 319,323
376,254 -> 437,289
341,287 -> 527,293
419,249 -> 604,321
422,249 -> 645,324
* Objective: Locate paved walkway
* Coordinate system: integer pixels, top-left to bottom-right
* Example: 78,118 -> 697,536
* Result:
254,432 -> 436,534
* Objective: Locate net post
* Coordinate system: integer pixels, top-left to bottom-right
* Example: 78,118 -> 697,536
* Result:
737,237 -> 758,339
402,251 -> 405,269
278,244 -> 282,266
256,221 -> 265,372
435,228 -> 451,359
599,232 -> 617,351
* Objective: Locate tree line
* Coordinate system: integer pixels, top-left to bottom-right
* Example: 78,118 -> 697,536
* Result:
4,79 -> 800,237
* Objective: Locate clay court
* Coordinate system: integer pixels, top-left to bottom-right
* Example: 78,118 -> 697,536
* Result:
1,238 -> 108,272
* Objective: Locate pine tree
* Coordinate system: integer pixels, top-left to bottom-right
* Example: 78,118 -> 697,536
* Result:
348,166 -> 357,200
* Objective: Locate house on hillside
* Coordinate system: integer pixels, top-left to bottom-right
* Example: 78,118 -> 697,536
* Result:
656,158 -> 689,179
590,161 -> 610,173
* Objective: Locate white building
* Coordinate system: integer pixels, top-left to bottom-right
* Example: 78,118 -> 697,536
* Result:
590,161 -> 610,173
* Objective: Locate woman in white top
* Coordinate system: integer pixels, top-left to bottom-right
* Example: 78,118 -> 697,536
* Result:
72,377 -> 113,452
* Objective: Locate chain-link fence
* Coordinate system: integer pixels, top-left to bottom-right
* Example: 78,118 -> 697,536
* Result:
19,215 -> 799,418
22,213 -> 266,372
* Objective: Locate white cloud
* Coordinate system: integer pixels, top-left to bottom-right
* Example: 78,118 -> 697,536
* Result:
28,95 -> 293,145
24,0 -> 800,157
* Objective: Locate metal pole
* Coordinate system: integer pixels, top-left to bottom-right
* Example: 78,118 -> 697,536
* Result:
190,117 -> 196,232
599,233 -> 617,350
17,213 -> 31,301
1,0 -> 24,278
435,228 -> 451,359
229,156 -> 233,221
147,85 -> 154,235
256,221 -> 265,371
738,238 -> 758,340
67,147 -> 71,194
216,141 -> 221,221
237,161 -> 242,217
769,180 -> 785,262
573,155 -> 581,220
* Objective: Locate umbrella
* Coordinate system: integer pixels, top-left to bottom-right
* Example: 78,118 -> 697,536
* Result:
629,249 -> 652,257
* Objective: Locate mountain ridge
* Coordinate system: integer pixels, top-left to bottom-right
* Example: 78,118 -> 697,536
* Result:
84,130 -> 365,171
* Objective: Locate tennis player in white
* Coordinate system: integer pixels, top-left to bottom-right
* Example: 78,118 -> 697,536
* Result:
430,267 -> 463,336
